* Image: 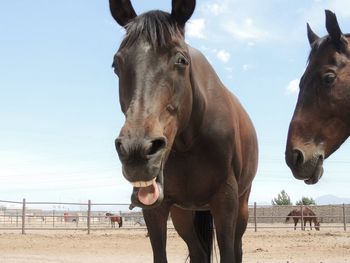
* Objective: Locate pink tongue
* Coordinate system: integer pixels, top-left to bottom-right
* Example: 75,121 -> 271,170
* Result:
137,180 -> 159,205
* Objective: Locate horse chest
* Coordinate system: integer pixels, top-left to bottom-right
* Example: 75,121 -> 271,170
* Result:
163,152 -> 227,208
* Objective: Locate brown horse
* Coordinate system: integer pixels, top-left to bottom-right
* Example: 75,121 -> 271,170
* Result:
286,10 -> 350,184
63,212 -> 79,223
105,212 -> 123,228
285,207 -> 320,231
109,0 -> 258,262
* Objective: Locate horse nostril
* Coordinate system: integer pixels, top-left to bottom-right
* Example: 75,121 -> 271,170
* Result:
115,138 -> 126,156
147,137 -> 167,155
292,148 -> 304,168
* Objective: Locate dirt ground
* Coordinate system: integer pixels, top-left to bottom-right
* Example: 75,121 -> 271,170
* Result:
0,228 -> 349,263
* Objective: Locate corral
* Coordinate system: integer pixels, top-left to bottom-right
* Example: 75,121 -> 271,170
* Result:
1,200 -> 349,233
0,200 -> 349,262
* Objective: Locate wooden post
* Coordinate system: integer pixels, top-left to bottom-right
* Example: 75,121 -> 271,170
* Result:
254,202 -> 257,232
52,210 -> 55,228
343,204 -> 347,232
22,198 -> 26,235
300,205 -> 304,231
87,200 -> 91,235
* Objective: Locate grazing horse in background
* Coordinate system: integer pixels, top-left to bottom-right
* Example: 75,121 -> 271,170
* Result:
286,207 -> 320,231
286,10 -> 350,184
105,212 -> 123,228
109,0 -> 258,262
63,212 -> 79,223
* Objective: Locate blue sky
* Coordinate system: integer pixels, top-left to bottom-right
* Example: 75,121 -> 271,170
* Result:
1,0 -> 350,207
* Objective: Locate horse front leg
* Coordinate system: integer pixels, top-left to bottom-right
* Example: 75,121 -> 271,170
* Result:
143,202 -> 171,263
234,188 -> 251,263
210,176 -> 239,263
294,219 -> 297,230
170,205 -> 209,263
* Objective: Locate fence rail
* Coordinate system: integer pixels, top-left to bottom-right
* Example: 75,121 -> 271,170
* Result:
0,199 -> 348,234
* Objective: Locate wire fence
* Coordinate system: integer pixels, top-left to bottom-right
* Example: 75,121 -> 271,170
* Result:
0,199 -> 348,234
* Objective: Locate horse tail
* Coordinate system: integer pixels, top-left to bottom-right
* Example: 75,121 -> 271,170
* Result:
286,211 -> 293,222
194,211 -> 213,263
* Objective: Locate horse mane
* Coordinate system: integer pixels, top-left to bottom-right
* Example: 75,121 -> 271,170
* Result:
120,10 -> 184,50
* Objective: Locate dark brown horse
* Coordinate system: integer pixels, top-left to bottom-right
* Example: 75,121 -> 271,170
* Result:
286,10 -> 350,184
109,0 -> 258,262
105,212 -> 123,228
286,207 -> 320,231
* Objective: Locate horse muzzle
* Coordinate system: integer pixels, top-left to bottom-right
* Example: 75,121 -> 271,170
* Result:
115,136 -> 167,209
286,148 -> 325,185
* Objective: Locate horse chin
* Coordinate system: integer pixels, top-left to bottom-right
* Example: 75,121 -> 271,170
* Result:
304,159 -> 324,185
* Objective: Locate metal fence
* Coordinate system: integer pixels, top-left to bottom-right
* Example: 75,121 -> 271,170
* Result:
0,199 -> 148,234
247,202 -> 349,231
0,199 -> 348,234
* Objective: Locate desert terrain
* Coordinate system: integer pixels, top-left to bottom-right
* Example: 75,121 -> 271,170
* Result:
0,227 -> 349,263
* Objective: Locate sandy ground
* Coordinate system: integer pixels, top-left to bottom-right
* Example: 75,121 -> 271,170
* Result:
0,228 -> 349,263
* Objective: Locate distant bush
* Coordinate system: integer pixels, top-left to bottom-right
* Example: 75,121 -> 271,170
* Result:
271,190 -> 292,205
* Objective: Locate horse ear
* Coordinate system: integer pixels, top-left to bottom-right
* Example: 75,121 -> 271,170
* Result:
171,0 -> 196,27
325,9 -> 348,47
109,0 -> 137,27
307,23 -> 319,46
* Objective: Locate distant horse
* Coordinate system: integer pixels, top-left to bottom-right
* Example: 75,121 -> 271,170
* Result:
286,207 -> 320,231
109,0 -> 258,262
286,10 -> 350,184
63,212 -> 79,223
105,212 -> 123,228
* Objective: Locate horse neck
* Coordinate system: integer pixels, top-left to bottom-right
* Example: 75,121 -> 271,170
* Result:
288,211 -> 295,217
172,46 -> 208,152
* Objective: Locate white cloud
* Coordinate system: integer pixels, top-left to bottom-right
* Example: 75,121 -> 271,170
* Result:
242,64 -> 251,71
223,17 -> 267,43
247,42 -> 256,47
216,49 -> 231,63
202,3 -> 225,16
186,18 -> 206,39
285,79 -> 300,95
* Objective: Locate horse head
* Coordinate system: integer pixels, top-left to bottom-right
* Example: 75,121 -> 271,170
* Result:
109,0 -> 197,209
315,220 -> 321,231
286,10 -> 350,184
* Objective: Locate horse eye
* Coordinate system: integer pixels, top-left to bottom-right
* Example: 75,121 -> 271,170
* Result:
174,53 -> 189,68
323,72 -> 336,85
177,57 -> 188,65
166,104 -> 177,114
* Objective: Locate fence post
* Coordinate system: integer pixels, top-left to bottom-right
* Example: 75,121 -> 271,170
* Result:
87,200 -> 91,235
22,198 -> 26,235
52,210 -> 55,228
300,205 -> 304,231
254,202 -> 257,232
343,204 -> 347,232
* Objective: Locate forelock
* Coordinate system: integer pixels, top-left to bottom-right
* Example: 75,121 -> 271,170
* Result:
120,10 -> 184,50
